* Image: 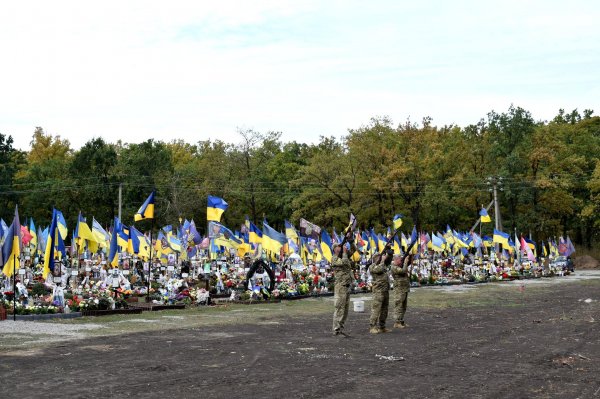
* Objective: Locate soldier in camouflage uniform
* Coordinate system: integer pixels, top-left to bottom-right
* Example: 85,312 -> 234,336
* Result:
331,238 -> 356,337
391,253 -> 413,328
369,252 -> 391,334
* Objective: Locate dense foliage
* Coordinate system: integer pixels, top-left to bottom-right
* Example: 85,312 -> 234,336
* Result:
1,106 -> 598,247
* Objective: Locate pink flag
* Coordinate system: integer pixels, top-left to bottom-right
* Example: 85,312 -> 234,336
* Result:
20,225 -> 33,246
200,237 -> 210,249
520,237 -> 536,262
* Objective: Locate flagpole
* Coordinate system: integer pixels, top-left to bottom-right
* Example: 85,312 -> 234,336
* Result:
13,253 -> 16,322
147,218 -> 154,303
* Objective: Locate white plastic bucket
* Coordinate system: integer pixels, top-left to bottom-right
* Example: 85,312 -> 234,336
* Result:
353,300 -> 365,312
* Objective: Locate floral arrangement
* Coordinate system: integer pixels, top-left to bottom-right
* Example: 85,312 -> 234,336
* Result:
78,293 -> 115,311
7,303 -> 58,315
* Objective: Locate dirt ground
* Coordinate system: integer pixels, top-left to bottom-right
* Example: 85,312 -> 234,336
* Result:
1,273 -> 599,399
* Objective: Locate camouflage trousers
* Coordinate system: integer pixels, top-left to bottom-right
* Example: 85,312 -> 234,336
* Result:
393,288 -> 409,323
369,289 -> 389,328
332,283 -> 350,332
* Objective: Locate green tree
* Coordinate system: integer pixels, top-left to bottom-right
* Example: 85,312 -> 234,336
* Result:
70,137 -> 118,223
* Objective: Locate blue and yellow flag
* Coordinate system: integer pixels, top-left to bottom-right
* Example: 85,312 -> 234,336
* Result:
56,209 -> 68,240
262,221 -> 287,254
248,220 -> 263,244
493,229 -> 510,247
107,227 -> 119,267
480,208 -> 491,223
43,209 -> 66,279
209,221 -> 242,249
320,229 -> 333,262
2,207 -> 21,277
431,232 -> 444,252
207,195 -> 228,222
75,212 -> 98,252
29,218 -> 37,252
92,218 -> 110,248
113,218 -> 130,249
135,191 -> 155,221
393,214 -> 403,230
284,220 -> 298,240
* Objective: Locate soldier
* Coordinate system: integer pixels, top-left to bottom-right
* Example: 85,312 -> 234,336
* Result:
391,253 -> 413,328
331,234 -> 356,337
369,250 -> 392,334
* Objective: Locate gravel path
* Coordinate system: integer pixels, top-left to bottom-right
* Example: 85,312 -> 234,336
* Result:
0,321 -> 104,337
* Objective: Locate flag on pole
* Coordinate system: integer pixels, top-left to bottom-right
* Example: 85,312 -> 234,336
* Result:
393,214 -> 403,230
284,220 -> 298,240
43,209 -> 66,279
479,208 -> 491,223
108,227 -> 119,267
134,191 -> 155,221
207,195 -> 228,222
493,229 -> 510,247
299,218 -> 321,240
1,207 -> 21,277
262,221 -> 287,254
320,229 -> 333,262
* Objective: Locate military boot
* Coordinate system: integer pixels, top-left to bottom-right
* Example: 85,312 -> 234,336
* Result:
380,327 -> 391,333
369,327 -> 381,334
393,322 -> 406,329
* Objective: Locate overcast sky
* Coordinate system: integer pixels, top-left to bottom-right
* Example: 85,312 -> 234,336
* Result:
1,0 -> 599,150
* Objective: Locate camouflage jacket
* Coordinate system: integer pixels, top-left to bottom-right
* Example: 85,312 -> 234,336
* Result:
370,259 -> 390,292
332,244 -> 356,286
391,257 -> 411,291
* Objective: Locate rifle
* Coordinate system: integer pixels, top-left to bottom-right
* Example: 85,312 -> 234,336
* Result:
365,228 -> 402,271
404,238 -> 419,276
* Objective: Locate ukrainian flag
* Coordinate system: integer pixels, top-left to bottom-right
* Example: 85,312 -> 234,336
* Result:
431,232 -> 444,252
29,218 -> 37,252
114,218 -> 130,250
480,208 -> 492,223
135,191 -> 155,221
207,195 -> 228,222
444,225 -> 455,245
92,218 -> 110,248
56,209 -> 68,240
262,221 -> 287,254
285,220 -> 298,240
167,233 -> 182,253
43,209 -> 66,279
393,214 -> 403,230
400,232 -> 408,252
248,221 -> 263,244
320,229 -> 333,262
76,212 -> 96,242
107,228 -> 119,267
1,207 -> 21,277
493,229 -> 510,247
392,236 -> 402,255
369,229 -> 379,254
76,212 -> 98,252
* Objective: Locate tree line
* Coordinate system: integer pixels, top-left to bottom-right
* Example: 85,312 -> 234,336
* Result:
0,105 -> 598,249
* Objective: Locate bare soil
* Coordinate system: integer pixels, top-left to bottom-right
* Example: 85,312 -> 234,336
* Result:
1,278 -> 599,399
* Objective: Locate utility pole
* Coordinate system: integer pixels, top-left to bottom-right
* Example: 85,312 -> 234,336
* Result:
486,176 -> 504,259
118,183 -> 122,221
486,176 -> 503,231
